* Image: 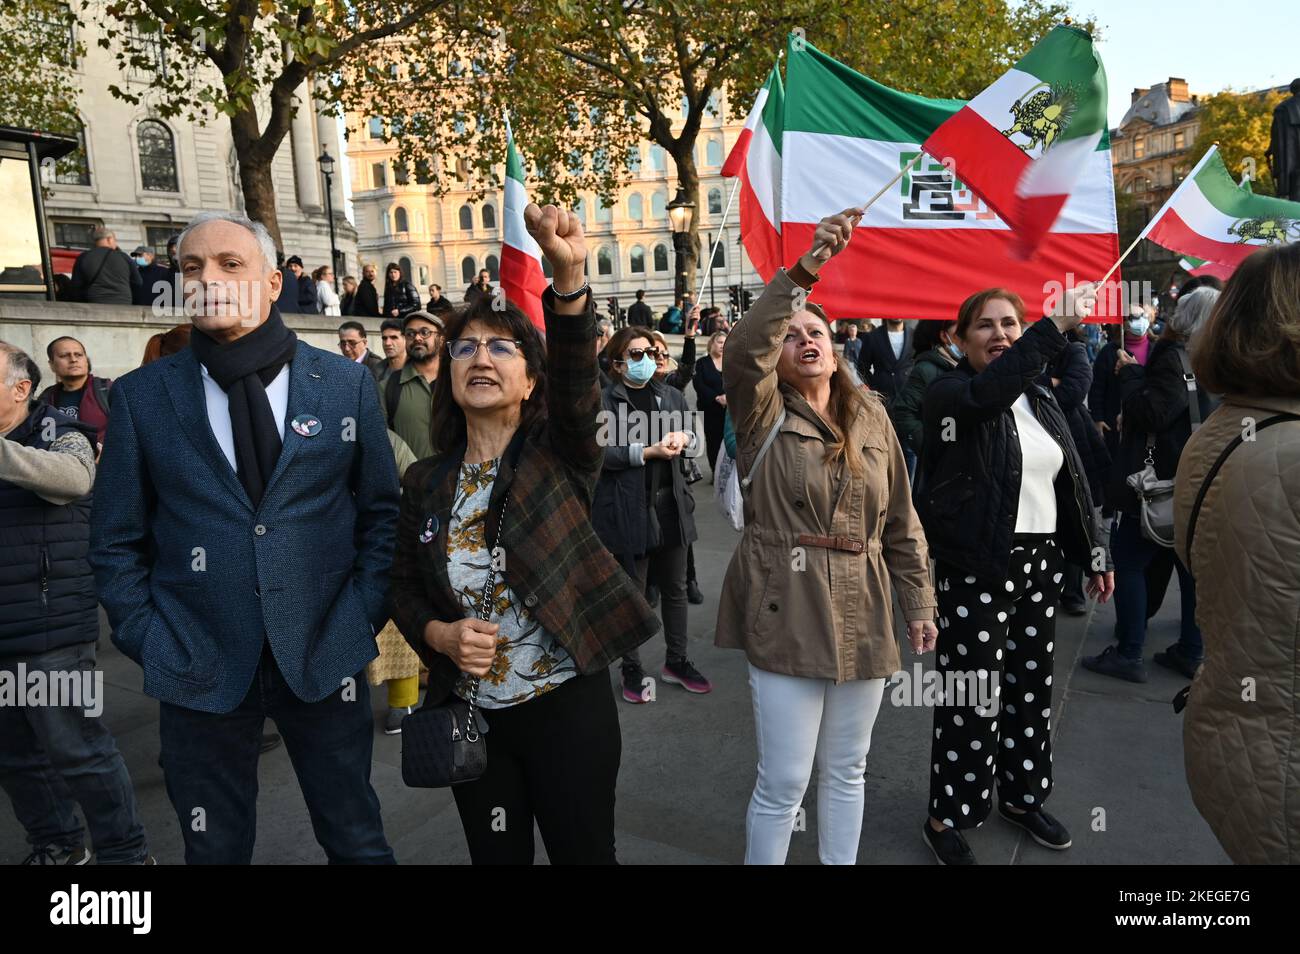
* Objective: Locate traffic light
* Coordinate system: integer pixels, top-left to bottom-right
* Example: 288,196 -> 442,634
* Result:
741,289 -> 754,312
728,285 -> 740,310
607,296 -> 619,318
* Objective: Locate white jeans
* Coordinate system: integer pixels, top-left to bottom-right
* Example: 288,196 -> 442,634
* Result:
745,663 -> 886,865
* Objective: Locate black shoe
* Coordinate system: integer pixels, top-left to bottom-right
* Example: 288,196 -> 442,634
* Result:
22,844 -> 91,865
687,579 -> 704,604
260,732 -> 283,754
620,664 -> 651,704
1153,644 -> 1202,679
922,820 -> 977,865
998,804 -> 1072,849
1061,598 -> 1088,616
645,584 -> 660,608
1081,645 -> 1148,683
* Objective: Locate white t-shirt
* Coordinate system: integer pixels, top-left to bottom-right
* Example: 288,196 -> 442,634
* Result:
888,329 -> 905,360
1012,393 -> 1063,533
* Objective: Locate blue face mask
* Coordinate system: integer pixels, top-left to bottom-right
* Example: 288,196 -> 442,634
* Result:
135,256 -> 149,267
623,355 -> 656,385
1126,316 -> 1150,336
946,342 -> 963,359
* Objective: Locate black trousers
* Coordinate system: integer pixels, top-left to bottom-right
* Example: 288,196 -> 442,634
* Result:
929,534 -> 1064,830
451,671 -> 621,864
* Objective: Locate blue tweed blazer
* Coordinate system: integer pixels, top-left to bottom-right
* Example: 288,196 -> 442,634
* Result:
89,342 -> 399,713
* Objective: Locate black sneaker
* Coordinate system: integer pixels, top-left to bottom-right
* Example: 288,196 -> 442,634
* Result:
687,579 -> 704,604
1081,645 -> 1148,683
1153,644 -> 1202,679
998,804 -> 1072,849
22,844 -> 91,865
922,820 -> 977,865
621,664 -> 651,704
662,657 -> 712,694
645,584 -> 660,608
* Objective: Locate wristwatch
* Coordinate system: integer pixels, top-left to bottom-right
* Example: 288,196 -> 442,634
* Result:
549,280 -> 590,302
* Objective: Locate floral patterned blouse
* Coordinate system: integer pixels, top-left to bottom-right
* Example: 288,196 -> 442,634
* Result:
450,458 -> 578,707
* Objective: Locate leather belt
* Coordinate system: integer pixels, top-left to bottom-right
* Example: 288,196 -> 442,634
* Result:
796,533 -> 865,554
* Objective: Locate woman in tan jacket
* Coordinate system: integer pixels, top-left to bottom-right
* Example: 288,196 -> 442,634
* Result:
1173,243 -> 1300,864
716,209 -> 937,864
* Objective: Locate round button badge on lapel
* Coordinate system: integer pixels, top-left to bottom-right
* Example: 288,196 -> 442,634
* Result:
290,414 -> 322,438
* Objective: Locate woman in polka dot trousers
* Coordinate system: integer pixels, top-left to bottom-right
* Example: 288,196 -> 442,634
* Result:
913,283 -> 1114,865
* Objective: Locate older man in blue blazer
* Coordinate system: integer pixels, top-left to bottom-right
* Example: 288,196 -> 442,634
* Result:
90,211 -> 400,864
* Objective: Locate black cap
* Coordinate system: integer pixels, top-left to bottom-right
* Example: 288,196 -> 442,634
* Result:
285,255 -> 304,267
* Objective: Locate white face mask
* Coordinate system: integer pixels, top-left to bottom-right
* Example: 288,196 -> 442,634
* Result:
1126,316 -> 1150,336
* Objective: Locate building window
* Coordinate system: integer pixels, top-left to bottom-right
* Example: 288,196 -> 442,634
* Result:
649,145 -> 666,172
597,247 -> 613,276
45,122 -> 90,186
53,221 -> 97,249
651,191 -> 667,218
145,225 -> 174,258
394,207 -> 409,232
627,146 -> 641,172
574,198 -> 586,222
628,193 -> 643,220
393,163 -> 409,185
461,256 -> 476,283
485,254 -> 499,282
708,187 -> 723,216
418,264 -> 429,285
681,94 -> 690,118
653,244 -> 669,272
128,22 -> 166,80
1174,131 -> 1185,150
1134,138 -> 1145,159
482,204 -> 496,229
137,120 -> 178,192
368,117 -> 384,139
372,162 -> 386,188
567,150 -> 584,175
706,139 -> 723,167
29,2 -> 75,67
629,246 -> 645,274
399,257 -> 412,281
711,241 -> 725,268
1135,177 -> 1149,193
596,199 -> 612,224
459,204 -> 473,230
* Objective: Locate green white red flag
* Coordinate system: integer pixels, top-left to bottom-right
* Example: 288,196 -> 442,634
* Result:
776,37 -> 1121,320
1178,255 -> 1234,282
921,25 -> 1109,257
1143,145 -> 1300,270
722,63 -> 784,281
500,117 -> 548,330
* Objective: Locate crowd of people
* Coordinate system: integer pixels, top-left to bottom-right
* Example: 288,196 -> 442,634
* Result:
2,198 -> 1297,868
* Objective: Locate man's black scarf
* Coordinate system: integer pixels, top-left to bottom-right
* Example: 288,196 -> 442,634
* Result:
191,307 -> 298,507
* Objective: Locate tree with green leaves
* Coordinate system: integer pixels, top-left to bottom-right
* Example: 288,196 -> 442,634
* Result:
1190,87 -> 1286,196
372,0 -> 1079,291
82,0 -> 457,249
0,0 -> 86,163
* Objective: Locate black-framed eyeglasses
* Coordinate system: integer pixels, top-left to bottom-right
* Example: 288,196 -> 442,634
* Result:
618,347 -> 663,363
404,327 -> 440,340
448,337 -> 524,360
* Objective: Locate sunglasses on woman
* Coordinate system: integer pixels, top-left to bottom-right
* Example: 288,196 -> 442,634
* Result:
447,337 -> 524,360
619,347 -> 663,363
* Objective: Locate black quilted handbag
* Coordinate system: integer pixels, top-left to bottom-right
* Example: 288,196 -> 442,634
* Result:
401,493 -> 508,788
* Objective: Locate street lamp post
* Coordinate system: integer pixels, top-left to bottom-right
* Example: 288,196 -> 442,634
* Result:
318,148 -> 338,291
666,187 -> 695,307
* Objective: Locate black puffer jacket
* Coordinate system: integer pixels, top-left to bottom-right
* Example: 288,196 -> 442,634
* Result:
915,317 -> 1097,583
0,403 -> 98,656
1040,337 -> 1110,504
1106,338 -> 1219,515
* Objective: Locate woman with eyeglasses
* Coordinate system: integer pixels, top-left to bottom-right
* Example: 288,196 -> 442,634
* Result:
593,327 -> 712,705
388,205 -> 658,864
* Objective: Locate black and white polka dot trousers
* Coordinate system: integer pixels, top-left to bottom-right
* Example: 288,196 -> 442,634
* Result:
928,534 -> 1064,830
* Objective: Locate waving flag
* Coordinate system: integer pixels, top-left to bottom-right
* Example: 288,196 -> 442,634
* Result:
777,37 -> 1121,321
722,63 -> 784,281
1142,145 -> 1300,270
499,117 -> 548,330
921,25 -> 1109,257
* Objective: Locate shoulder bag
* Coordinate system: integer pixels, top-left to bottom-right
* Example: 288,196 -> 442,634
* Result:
1126,347 -> 1200,547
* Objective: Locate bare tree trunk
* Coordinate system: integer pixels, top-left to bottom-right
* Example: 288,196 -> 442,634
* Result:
671,144 -> 701,300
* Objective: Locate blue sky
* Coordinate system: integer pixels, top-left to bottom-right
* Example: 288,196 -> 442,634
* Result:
1072,0 -> 1296,125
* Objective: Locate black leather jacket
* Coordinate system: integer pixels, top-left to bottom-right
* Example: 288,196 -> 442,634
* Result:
914,317 -> 1098,582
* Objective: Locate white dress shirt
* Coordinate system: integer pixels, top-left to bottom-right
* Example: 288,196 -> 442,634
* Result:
199,363 -> 290,472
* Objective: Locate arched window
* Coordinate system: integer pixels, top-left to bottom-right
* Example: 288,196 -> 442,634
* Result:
461,256 -> 476,284
458,204 -> 473,230
629,245 -> 645,274
485,254 -> 500,282
708,187 -> 723,215
394,207 -> 409,232
137,120 -> 177,191
653,244 -> 669,272
651,191 -> 667,218
482,204 -> 496,229
706,138 -> 723,167
596,199 -> 612,224
628,193 -> 643,220
597,246 -> 613,276
399,257 -> 413,281
649,145 -> 666,172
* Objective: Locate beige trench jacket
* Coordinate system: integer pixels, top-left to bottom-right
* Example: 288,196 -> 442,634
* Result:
714,269 -> 936,681
1174,395 -> 1300,864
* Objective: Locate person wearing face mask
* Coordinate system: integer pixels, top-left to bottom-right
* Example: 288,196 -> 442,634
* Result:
1089,303 -> 1153,463
716,210 -> 938,865
893,319 -> 962,462
593,326 -> 711,705
914,282 -> 1114,865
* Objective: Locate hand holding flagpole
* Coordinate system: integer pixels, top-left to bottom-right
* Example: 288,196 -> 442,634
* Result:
808,152 -> 925,258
